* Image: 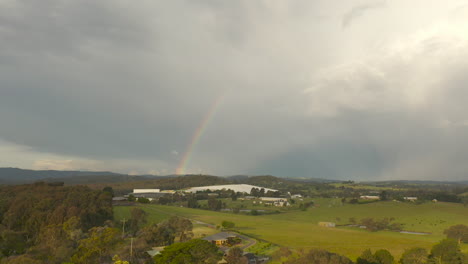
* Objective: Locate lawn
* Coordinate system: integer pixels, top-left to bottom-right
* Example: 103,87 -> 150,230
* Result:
114,200 -> 468,260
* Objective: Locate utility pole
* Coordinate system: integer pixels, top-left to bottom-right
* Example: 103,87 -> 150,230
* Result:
130,237 -> 134,257
121,218 -> 127,238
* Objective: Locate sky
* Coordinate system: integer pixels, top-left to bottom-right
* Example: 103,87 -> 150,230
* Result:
1,0 -> 468,181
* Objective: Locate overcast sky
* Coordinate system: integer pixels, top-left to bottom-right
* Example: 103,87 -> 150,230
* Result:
1,0 -> 468,180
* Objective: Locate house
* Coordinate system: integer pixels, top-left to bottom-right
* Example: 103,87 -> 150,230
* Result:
318,222 -> 336,227
202,232 -> 237,246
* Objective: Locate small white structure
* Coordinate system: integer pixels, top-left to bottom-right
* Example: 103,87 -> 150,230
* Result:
360,195 -> 380,200
404,197 -> 418,201
291,194 -> 303,198
133,189 -> 160,193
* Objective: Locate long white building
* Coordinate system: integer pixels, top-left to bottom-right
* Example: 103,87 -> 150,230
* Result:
133,189 -> 160,193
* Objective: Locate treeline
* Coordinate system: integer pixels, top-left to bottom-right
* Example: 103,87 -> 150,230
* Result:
89,175 -> 230,195
273,238 -> 467,264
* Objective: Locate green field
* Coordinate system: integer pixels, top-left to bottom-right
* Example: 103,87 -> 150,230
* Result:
114,200 -> 468,260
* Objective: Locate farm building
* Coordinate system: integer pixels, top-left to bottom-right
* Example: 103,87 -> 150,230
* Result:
318,222 -> 336,227
404,197 -> 418,201
133,189 -> 160,193
260,197 -> 289,206
129,189 -> 173,201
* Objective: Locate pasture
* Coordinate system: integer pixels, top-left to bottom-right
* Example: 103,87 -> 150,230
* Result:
114,199 -> 468,260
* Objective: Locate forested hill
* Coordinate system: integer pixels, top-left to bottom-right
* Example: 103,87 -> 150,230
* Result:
0,167 -> 123,184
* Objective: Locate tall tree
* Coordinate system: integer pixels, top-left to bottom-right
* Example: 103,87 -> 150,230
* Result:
429,239 -> 465,264
443,225 -> 468,244
357,249 -> 378,264
128,208 -> 147,236
374,249 -> 394,264
225,247 -> 247,264
71,226 -> 121,264
400,247 -> 428,264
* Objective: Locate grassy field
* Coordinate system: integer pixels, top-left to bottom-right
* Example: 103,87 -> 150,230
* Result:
114,200 -> 468,260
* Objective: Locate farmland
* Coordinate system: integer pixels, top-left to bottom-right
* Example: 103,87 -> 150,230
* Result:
114,199 -> 468,260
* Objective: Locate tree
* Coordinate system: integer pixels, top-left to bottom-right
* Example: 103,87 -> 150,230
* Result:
128,208 -> 147,235
225,247 -> 247,264
222,221 -> 235,229
153,239 -> 222,264
137,197 -> 150,204
374,249 -> 394,264
168,216 -> 193,242
357,249 -> 378,264
380,191 -> 388,201
231,192 -> 238,201
187,196 -> 199,208
102,187 -> 114,197
208,197 -> 221,211
443,225 -> 468,244
284,248 -> 353,264
127,194 -> 136,202
429,239 -> 465,264
400,247 -> 428,264
71,226 -> 121,264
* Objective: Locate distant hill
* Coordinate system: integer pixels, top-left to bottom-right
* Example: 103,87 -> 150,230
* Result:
0,167 -> 125,184
364,180 -> 468,185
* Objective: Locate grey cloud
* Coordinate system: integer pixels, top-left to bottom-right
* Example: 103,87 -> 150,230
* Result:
1,1 -> 468,179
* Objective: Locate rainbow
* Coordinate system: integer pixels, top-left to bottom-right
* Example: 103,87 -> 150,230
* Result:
175,95 -> 224,175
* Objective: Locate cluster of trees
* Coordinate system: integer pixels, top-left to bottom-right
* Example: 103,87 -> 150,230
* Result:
399,239 -> 466,264
272,238 -> 467,264
0,182 -> 113,263
153,239 -> 221,264
357,239 -> 467,264
273,247 -> 354,264
249,188 -> 281,198
0,183 -> 199,263
355,217 -> 404,232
